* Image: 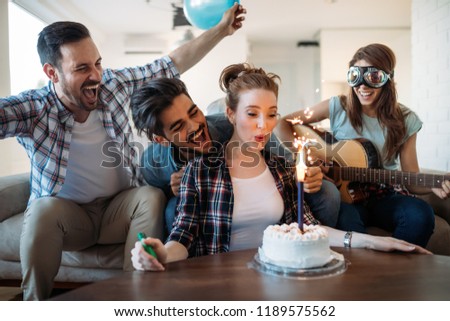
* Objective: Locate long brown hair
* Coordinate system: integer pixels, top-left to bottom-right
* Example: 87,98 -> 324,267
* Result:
340,43 -> 408,162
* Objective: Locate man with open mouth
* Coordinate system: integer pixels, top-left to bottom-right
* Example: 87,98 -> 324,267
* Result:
0,4 -> 246,301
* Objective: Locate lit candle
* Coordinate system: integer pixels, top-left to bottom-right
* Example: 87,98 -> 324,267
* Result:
296,146 -> 306,232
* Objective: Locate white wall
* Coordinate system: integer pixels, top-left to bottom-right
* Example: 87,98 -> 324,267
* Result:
181,33 -> 248,111
250,42 -> 320,117
99,30 -> 248,113
249,28 -> 412,118
319,28 -> 412,107
412,0 -> 450,172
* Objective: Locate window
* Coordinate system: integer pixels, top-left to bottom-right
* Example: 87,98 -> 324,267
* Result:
8,2 -> 46,95
0,2 -> 45,177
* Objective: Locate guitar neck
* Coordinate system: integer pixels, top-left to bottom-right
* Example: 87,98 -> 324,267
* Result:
338,167 -> 449,188
291,123 -> 449,188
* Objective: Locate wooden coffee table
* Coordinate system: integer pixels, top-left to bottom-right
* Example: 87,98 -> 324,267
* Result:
51,248 -> 450,300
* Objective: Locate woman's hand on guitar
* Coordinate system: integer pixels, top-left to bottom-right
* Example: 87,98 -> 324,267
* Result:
319,164 -> 336,184
303,167 -> 323,193
431,179 -> 450,200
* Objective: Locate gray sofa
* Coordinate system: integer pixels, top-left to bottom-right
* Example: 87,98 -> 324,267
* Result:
1,172 -> 450,287
0,173 -> 124,287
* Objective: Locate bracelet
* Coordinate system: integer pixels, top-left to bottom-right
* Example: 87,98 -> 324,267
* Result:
344,231 -> 353,248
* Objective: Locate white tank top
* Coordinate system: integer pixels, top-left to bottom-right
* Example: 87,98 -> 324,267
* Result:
57,110 -> 131,204
229,165 -> 284,251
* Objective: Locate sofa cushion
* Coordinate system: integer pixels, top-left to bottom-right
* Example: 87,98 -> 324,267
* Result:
0,212 -> 22,260
427,215 -> 450,255
0,173 -> 30,222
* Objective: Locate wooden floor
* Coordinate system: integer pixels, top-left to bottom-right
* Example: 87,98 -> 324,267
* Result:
0,287 -> 22,301
0,287 -> 74,301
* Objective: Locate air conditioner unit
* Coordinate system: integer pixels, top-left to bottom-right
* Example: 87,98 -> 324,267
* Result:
123,34 -> 168,55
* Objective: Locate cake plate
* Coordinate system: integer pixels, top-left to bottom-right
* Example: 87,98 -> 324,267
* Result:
248,250 -> 347,280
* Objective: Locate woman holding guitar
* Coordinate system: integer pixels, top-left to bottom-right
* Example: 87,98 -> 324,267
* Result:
276,43 -> 450,248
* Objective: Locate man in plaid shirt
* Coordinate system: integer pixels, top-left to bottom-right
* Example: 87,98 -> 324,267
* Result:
0,4 -> 246,301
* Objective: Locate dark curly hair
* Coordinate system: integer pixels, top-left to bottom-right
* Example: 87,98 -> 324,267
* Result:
131,77 -> 191,140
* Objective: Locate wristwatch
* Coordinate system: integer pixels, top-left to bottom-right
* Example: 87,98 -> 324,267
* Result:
344,231 -> 353,248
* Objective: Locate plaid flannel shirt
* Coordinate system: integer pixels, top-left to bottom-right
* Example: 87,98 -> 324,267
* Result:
0,56 -> 179,204
168,145 -> 319,258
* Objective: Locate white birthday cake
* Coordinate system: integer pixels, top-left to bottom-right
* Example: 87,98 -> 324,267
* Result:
258,223 -> 333,269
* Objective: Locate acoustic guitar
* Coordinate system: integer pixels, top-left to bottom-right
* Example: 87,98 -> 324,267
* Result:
292,123 -> 449,203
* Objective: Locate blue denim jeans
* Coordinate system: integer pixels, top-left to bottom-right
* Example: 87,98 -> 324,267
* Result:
165,196 -> 178,235
164,179 -> 342,235
304,179 -> 341,227
336,193 -> 435,247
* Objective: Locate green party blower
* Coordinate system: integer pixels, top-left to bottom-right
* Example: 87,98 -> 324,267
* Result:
137,232 -> 157,259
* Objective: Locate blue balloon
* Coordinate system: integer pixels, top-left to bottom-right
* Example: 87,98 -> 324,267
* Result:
183,0 -> 239,30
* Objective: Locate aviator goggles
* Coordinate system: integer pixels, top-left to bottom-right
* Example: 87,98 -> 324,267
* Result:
346,66 -> 391,88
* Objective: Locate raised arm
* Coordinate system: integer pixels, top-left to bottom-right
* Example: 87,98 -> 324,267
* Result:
168,3 -> 246,74
0,96 -> 37,139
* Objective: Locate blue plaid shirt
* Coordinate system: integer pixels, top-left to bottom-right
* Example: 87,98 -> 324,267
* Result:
0,56 -> 179,203
168,145 -> 319,257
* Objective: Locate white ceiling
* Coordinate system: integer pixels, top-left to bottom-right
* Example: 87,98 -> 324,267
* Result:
13,0 -> 412,45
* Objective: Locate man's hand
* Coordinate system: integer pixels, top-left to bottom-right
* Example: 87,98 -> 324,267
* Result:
217,3 -> 246,35
170,166 -> 186,197
131,238 -> 167,271
303,166 -> 323,194
169,3 -> 246,74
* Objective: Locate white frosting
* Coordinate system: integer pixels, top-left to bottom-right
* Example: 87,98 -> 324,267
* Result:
259,223 -> 332,269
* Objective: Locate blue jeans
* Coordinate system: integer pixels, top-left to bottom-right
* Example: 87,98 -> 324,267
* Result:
165,196 -> 178,235
164,180 -> 342,234
304,179 -> 341,227
337,193 -> 435,247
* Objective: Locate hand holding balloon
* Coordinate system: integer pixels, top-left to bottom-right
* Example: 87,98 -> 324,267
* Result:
184,0 -> 243,30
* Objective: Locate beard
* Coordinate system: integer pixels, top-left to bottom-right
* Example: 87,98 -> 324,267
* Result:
58,76 -> 99,112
